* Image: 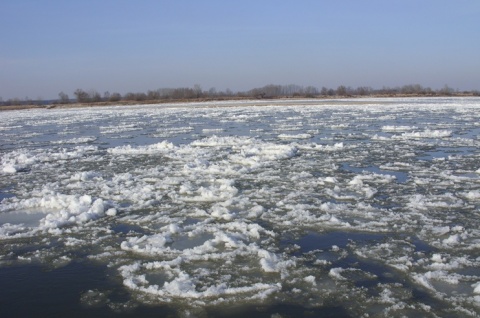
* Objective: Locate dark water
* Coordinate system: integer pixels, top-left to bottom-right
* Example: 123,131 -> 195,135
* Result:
0,261 -> 351,318
0,262 -> 177,318
0,231 -> 439,317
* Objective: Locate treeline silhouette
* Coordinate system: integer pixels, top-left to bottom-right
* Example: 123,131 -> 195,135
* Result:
2,83 -> 479,107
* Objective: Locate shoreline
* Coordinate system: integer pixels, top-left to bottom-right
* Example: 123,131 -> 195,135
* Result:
1,93 -> 478,112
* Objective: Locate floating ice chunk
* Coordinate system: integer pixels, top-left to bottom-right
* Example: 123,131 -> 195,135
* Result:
258,250 -> 280,273
248,205 -> 264,218
372,134 -> 391,141
330,124 -> 349,129
463,190 -> 480,200
330,142 -> 344,150
323,177 -> 338,184
362,187 -> 377,199
119,257 -> 283,302
378,288 -> 396,304
163,272 -> 196,295
407,193 -> 464,211
473,282 -> 480,294
314,259 -> 331,266
1,150 -> 36,173
258,249 -> 295,273
191,135 -> 253,147
169,224 -> 181,234
177,179 -> 238,203
2,146 -> 98,174
215,231 -> 245,249
381,125 -> 417,132
442,234 -> 461,246
412,273 -> 435,291
120,233 -> 172,255
277,133 -> 312,139
100,124 -> 141,134
108,141 -> 175,155
89,198 -> 105,215
70,171 -> 102,181
42,197 -> 107,228
426,270 -> 462,286
348,176 -> 364,187
105,208 -> 117,216
210,205 -> 233,221
431,254 -> 445,263
2,165 -> 18,174
431,226 -> 451,236
290,171 -> 313,181
300,142 -> 344,152
398,129 -> 452,139
325,187 -> 359,201
328,267 -> 346,280
202,128 -> 225,133
51,136 -> 97,144
80,289 -> 109,307
304,275 -> 316,285
448,226 -> 464,235
237,144 -> 298,163
2,192 -> 109,231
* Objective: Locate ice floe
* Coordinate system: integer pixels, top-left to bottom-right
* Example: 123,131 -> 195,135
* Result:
1,97 -> 480,316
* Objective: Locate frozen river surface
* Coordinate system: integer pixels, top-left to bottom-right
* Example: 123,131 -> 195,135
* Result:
1,98 -> 480,317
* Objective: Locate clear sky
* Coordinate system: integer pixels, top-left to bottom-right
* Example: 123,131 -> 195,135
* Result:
1,0 -> 479,100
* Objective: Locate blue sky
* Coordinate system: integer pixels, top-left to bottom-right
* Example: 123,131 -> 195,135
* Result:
1,0 -> 479,100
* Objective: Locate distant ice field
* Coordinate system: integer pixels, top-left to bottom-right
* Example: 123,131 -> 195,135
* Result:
1,97 -> 480,317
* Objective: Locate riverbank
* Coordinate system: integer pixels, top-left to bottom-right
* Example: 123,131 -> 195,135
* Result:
1,93 -> 478,111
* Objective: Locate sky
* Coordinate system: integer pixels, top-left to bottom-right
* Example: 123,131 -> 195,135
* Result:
1,0 -> 479,100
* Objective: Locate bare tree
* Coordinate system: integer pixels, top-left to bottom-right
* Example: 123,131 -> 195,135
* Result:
208,87 -> 217,97
74,89 -> 89,103
439,84 -> 454,96
355,86 -> 371,96
109,92 -> 122,102
58,91 -> 70,104
336,85 -> 347,96
89,90 -> 102,102
304,86 -> 318,97
193,84 -> 202,98
123,92 -> 135,101
147,90 -> 160,100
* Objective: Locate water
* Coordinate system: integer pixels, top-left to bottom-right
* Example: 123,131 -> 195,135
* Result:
1,97 -> 480,317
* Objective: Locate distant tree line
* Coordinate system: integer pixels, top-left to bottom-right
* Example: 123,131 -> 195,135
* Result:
1,83 -> 479,107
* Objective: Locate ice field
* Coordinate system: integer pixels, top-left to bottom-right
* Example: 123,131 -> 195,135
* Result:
1,97 -> 480,317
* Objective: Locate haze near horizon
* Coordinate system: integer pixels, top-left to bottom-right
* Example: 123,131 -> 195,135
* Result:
1,0 -> 479,100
